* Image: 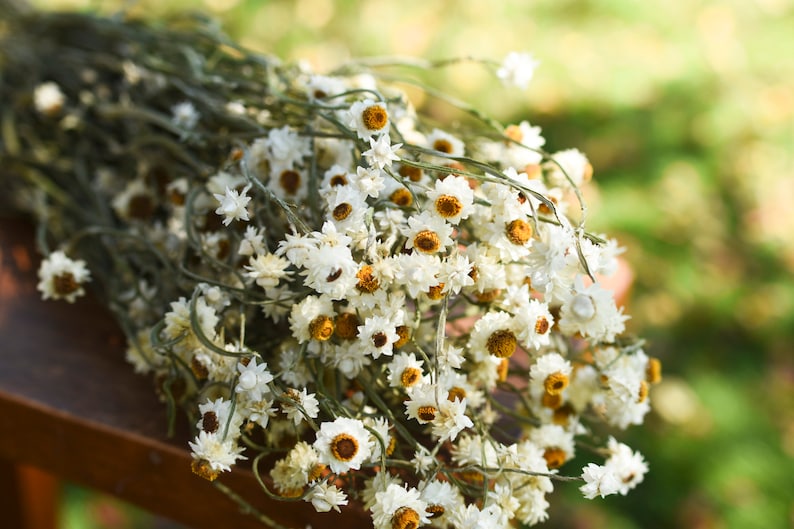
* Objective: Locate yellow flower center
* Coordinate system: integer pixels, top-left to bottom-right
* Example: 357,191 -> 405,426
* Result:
330,433 -> 359,462
392,507 -> 421,529
475,289 -> 501,303
426,505 -> 445,519
362,104 -> 388,131
552,403 -> 574,425
496,358 -> 509,382
53,272 -> 79,296
332,202 -> 353,221
426,283 -> 446,300
326,268 -> 343,282
434,195 -> 463,218
329,173 -> 348,187
201,411 -> 219,433
128,194 -> 155,220
308,463 -> 327,482
637,380 -> 649,403
583,162 -> 594,183
390,188 -> 413,207
309,315 -> 334,341
538,197 -> 557,216
278,487 -> 304,498
433,139 -> 453,154
398,164 -> 423,182
534,316 -> 550,335
190,356 -> 209,381
356,265 -> 380,293
505,124 -> 524,143
486,330 -> 517,359
372,331 -> 389,348
506,219 -> 533,245
417,405 -> 437,422
335,312 -> 360,340
447,386 -> 466,402
544,372 -> 569,396
542,392 -> 563,410
646,357 -> 662,384
191,459 -> 220,482
413,230 -> 441,253
394,325 -> 411,348
400,367 -> 422,388
279,169 -> 301,195
543,447 -> 567,469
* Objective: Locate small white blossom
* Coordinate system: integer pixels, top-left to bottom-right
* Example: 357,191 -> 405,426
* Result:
363,134 -> 401,170
307,482 -> 348,513
34,81 -> 66,116
497,51 -> 540,90
213,184 -> 252,226
171,101 -> 200,130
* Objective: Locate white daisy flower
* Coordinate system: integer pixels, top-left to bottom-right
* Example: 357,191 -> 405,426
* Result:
426,174 -> 475,224
404,383 -> 441,424
529,352 -> 573,399
419,479 -> 463,523
206,170 -> 246,196
357,314 -> 399,359
288,295 -> 335,343
468,311 -> 519,361
263,125 -> 312,177
302,243 -> 358,300
304,74 -> 347,102
528,424 -> 576,470
514,299 -> 554,351
270,440 -> 321,494
392,253 -> 442,298
545,148 -> 592,189
331,342 -> 372,379
605,437 -> 648,495
401,211 -> 454,254
326,184 -> 369,232
387,352 -> 426,389
348,99 -> 390,140
196,397 -> 243,436
188,430 -> 247,480
371,483 -> 430,529
313,417 -> 372,474
37,250 -> 91,303
426,128 -> 465,158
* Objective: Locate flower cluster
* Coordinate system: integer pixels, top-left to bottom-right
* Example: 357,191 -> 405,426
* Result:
11,13 -> 659,529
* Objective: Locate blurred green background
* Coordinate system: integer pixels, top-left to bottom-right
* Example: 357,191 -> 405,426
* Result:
30,0 -> 794,527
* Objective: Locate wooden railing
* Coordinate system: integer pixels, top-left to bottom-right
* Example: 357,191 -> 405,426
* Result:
0,216 -> 368,529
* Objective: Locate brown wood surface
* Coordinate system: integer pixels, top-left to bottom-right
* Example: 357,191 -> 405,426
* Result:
0,216 -> 369,529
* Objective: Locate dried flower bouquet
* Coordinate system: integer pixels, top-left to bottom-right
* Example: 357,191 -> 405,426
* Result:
1,9 -> 660,529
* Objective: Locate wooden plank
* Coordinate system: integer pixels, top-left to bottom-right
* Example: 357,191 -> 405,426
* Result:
0,217 -> 368,529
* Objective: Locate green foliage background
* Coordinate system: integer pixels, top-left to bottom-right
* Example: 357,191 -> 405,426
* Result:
32,0 -> 794,527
